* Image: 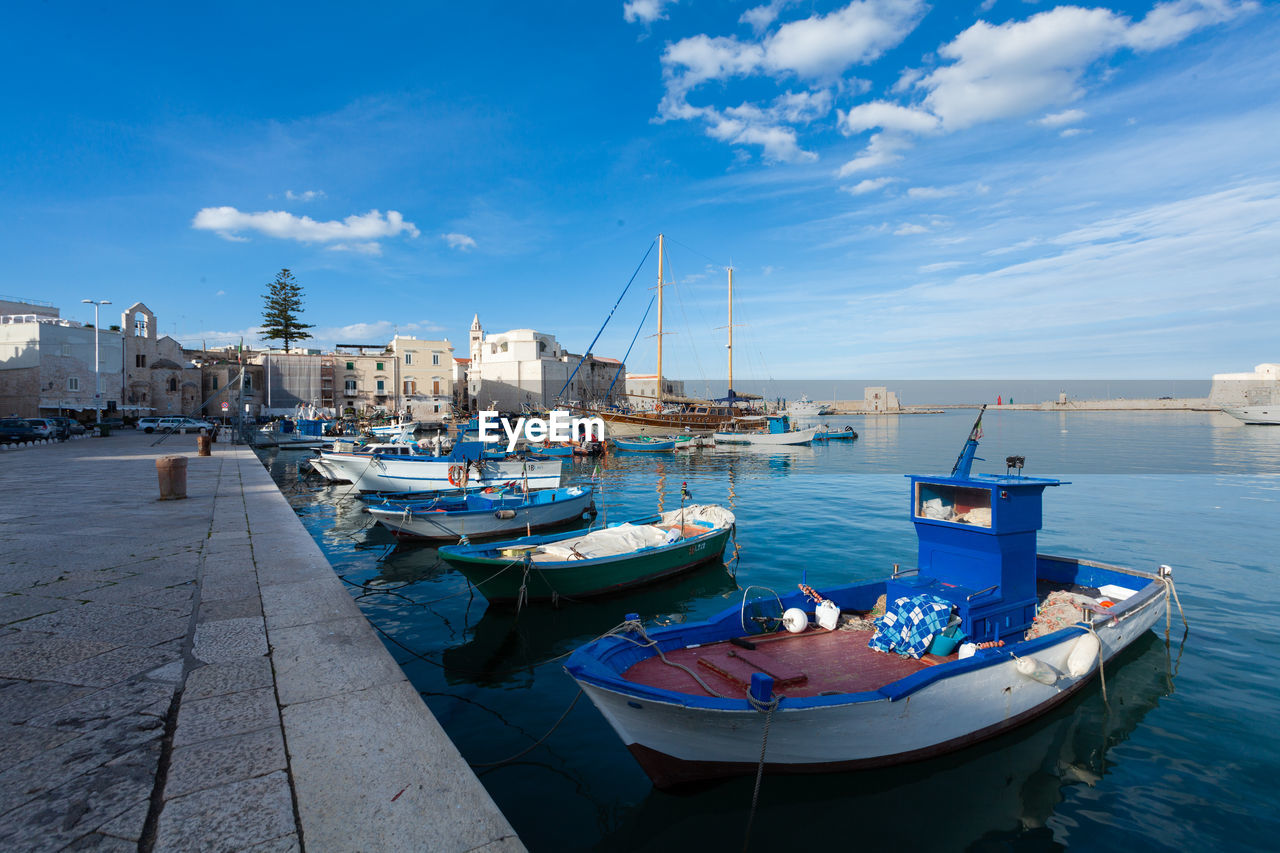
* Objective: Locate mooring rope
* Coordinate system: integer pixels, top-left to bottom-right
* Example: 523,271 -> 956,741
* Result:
743,692 -> 780,852
471,689 -> 584,769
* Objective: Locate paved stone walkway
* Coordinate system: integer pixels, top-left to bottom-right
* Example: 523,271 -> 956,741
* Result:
0,433 -> 523,852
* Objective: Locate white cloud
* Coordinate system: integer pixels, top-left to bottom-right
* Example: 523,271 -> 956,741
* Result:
443,232 -> 478,251
919,260 -> 968,272
624,0 -> 676,25
841,100 -> 939,134
215,290 -> 226,296
844,176 -> 898,195
907,185 -> 960,199
837,132 -> 911,175
1060,127 -> 1087,137
1125,0 -> 1255,52
1035,108 -> 1087,127
657,1 -> 926,162
192,207 -> 420,250
835,2 -> 1253,176
741,0 -> 795,33
285,189 -> 325,202
894,222 -> 929,235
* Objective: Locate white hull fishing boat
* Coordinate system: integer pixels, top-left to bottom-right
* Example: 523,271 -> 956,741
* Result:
366,485 -> 594,541
314,441 -> 562,493
564,409 -> 1183,788
713,415 -> 819,446
785,396 -> 830,418
1223,406 -> 1280,425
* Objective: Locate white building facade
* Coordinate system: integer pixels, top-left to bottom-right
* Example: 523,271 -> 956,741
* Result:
0,308 -> 123,418
467,315 -> 624,412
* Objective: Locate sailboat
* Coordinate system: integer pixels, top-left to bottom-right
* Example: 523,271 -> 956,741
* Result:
574,235 -> 745,437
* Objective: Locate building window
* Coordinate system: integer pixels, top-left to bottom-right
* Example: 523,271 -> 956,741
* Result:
346,361 -> 354,370
405,352 -> 413,365
134,316 -> 147,337
432,354 -> 439,365
135,354 -> 146,368
67,377 -> 79,391
168,377 -> 177,392
244,375 -> 252,391
376,361 -> 384,371
212,377 -> 219,390
376,379 -> 385,393
62,343 -> 72,356
404,380 -> 416,395
344,379 -> 356,392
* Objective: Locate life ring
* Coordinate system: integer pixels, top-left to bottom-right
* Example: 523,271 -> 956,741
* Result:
447,464 -> 466,487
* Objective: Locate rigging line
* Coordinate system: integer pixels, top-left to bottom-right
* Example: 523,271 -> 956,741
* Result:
606,294 -> 656,400
664,254 -> 710,388
666,235 -> 725,269
556,239 -> 656,401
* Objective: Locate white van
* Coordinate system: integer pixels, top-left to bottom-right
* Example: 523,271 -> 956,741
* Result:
136,417 -> 215,434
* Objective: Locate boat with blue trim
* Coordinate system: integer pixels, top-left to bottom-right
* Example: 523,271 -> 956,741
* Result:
564,407 -> 1181,788
366,485 -> 595,541
611,435 -> 695,452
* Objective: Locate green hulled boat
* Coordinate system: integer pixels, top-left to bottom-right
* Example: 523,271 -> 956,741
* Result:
438,504 -> 736,604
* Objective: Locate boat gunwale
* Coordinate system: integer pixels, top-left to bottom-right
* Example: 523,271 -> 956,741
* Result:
366,486 -> 590,519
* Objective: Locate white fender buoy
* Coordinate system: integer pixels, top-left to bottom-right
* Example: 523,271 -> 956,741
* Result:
1067,632 -> 1101,677
1015,656 -> 1058,685
815,599 -> 839,631
781,607 -> 808,633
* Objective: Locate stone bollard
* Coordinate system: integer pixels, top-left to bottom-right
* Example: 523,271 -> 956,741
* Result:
196,434 -> 212,456
156,455 -> 188,500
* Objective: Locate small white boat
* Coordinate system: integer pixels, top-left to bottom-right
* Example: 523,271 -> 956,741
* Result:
313,441 -> 563,493
368,420 -> 428,437
1223,406 -> 1280,425
254,418 -> 332,449
366,485 -> 595,541
786,395 -> 830,417
714,415 -> 819,446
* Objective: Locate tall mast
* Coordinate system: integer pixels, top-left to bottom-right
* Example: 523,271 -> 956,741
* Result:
727,266 -> 734,396
655,233 -> 665,403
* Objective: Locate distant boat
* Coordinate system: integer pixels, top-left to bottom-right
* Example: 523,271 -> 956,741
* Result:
253,418 -> 331,449
1223,406 -> 1280,425
439,504 -> 736,604
714,414 -> 819,446
786,396 -> 831,417
564,408 -> 1179,788
365,485 -> 595,541
368,420 -> 427,437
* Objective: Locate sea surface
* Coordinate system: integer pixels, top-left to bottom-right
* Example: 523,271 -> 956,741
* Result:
260,410 -> 1280,852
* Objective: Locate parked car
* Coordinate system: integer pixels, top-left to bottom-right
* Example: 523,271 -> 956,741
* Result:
136,416 -> 216,434
26,418 -> 56,439
0,418 -> 37,444
47,417 -> 83,438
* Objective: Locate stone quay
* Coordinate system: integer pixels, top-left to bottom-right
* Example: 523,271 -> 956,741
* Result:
0,431 -> 523,852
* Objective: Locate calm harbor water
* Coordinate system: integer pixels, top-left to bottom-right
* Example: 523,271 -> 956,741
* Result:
261,410 -> 1280,852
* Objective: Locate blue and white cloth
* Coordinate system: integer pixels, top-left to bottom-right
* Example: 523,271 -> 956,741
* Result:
868,594 -> 954,659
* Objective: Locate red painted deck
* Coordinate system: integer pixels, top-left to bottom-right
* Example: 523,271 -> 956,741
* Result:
623,628 -> 946,699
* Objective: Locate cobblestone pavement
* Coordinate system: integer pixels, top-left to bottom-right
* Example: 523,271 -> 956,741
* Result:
0,433 -> 523,852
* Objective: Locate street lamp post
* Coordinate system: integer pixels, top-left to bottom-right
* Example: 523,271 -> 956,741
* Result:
81,299 -> 111,424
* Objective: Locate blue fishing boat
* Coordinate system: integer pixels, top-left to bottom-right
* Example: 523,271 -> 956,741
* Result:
366,485 -> 595,541
814,425 -> 858,441
611,435 -> 694,452
564,407 -> 1183,788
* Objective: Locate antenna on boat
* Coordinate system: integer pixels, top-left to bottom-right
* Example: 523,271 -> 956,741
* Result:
951,404 -> 987,478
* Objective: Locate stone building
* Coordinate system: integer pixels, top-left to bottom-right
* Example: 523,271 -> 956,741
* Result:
0,299 -> 123,419
623,374 -> 687,410
1210,363 -> 1279,407
120,302 -> 202,418
389,335 -> 454,422
466,315 -> 624,412
188,348 -> 266,421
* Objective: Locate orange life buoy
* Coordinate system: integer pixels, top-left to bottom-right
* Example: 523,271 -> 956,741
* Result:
448,464 -> 466,487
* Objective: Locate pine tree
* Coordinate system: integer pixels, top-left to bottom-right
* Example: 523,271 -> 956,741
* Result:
261,268 -> 314,353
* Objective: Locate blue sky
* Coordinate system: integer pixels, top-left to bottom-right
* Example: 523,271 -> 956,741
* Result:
3,0 -> 1277,380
